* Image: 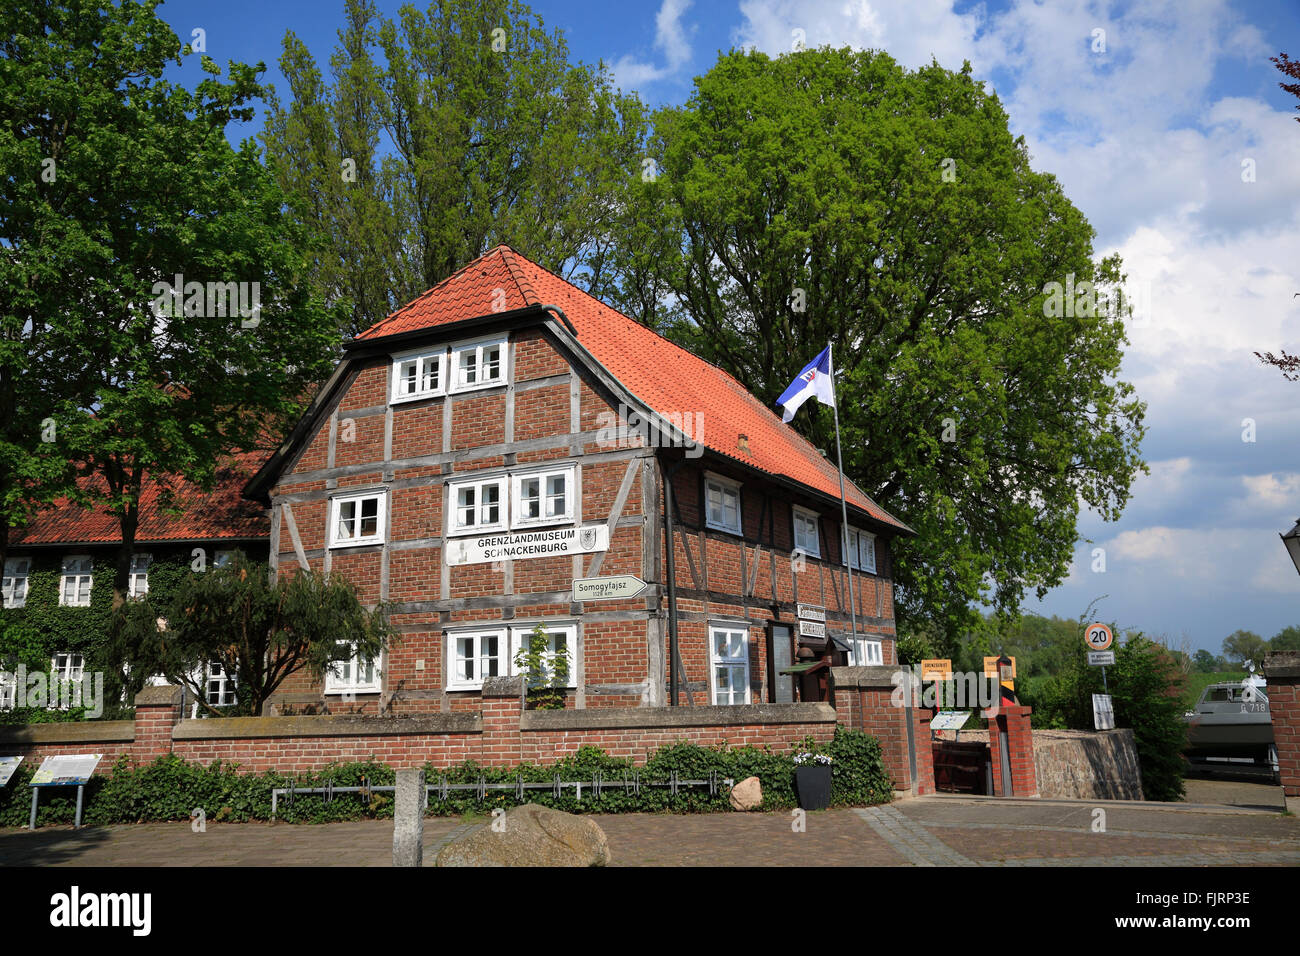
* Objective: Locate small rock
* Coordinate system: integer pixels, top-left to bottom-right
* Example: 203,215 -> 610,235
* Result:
435,804 -> 610,867
729,775 -> 763,811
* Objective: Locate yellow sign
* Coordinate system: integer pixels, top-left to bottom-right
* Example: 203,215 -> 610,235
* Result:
983,656 -> 1017,691
921,659 -> 953,681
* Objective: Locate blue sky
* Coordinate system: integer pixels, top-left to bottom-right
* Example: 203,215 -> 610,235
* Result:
153,0 -> 1300,653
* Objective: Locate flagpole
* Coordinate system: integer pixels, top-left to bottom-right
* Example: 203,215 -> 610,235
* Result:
828,343 -> 860,651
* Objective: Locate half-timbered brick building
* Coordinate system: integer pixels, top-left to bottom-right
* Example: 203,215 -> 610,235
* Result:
244,246 -> 913,716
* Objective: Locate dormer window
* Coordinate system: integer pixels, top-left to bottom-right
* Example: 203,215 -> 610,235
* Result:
450,336 -> 507,392
391,348 -> 445,403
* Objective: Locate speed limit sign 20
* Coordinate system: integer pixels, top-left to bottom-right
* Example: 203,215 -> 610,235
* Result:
1085,623 -> 1114,651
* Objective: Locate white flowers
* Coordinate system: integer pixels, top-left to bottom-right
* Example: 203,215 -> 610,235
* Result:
793,752 -> 833,766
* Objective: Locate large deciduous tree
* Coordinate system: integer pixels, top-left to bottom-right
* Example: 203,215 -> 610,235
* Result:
0,0 -> 340,602
260,0 -> 649,337
607,48 -> 1147,651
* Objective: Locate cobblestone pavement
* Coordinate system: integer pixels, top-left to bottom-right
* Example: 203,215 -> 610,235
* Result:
1,795 -> 1297,866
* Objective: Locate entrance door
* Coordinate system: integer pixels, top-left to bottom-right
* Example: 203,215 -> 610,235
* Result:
769,624 -> 794,703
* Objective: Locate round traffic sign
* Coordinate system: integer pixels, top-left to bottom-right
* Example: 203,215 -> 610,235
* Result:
1085,623 -> 1113,651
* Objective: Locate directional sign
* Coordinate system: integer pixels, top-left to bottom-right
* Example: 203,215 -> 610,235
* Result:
921,659 -> 953,681
930,710 -> 971,731
572,575 -> 647,603
1092,694 -> 1115,730
796,603 -> 826,623
1085,622 -> 1114,651
798,620 -> 826,639
1088,650 -> 1115,666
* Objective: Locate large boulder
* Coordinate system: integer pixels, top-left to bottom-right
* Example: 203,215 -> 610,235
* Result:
435,804 -> 610,867
729,776 -> 763,811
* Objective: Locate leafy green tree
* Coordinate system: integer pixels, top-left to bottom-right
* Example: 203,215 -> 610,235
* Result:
109,554 -> 395,716
0,0 -> 341,602
606,48 -> 1146,652
1221,629 -> 1268,667
1269,625 -> 1300,652
261,0 -> 649,336
1191,648 -> 1224,673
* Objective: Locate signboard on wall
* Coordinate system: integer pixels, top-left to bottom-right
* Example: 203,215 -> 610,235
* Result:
444,525 -> 609,566
798,620 -> 826,639
572,575 -> 647,602
796,603 -> 826,623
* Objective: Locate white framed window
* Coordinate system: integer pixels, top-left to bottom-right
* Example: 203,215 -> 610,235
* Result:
511,466 -> 575,528
128,553 -> 152,598
52,652 -> 85,683
448,628 -> 506,690
704,474 -> 742,535
329,491 -> 387,548
450,336 -> 507,392
0,670 -> 16,710
709,623 -> 751,705
59,555 -> 93,607
2,557 -> 30,608
205,661 -> 237,707
390,348 -> 446,403
793,506 -> 821,558
843,527 -> 877,573
447,475 -> 508,535
848,637 -> 883,666
508,624 -> 577,689
325,641 -> 382,695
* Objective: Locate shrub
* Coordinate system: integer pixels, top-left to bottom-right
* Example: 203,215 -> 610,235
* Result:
0,731 -> 895,826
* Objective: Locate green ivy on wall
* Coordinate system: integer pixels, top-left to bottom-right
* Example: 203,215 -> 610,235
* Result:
0,550 -> 199,721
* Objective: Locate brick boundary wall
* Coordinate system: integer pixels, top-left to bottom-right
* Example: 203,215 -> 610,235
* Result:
1,682 -> 840,775
1264,651 -> 1300,813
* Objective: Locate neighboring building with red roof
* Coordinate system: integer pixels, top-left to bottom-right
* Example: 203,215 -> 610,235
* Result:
244,246 -> 912,715
1,454 -> 270,713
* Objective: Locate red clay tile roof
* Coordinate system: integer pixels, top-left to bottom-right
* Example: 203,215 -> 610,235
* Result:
358,246 -> 910,533
11,451 -> 270,546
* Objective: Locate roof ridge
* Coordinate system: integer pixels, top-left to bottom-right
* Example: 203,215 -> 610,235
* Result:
361,245 -> 519,340
498,247 -> 541,307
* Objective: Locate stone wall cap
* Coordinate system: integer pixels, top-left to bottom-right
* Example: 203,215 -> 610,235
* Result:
829,664 -> 902,688
173,712 -> 481,740
521,701 -> 836,731
1263,650 -> 1300,679
481,675 -> 523,699
0,720 -> 135,746
134,684 -> 183,707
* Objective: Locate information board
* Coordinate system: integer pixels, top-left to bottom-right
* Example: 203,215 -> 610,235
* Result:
0,756 -> 22,788
30,754 -> 102,787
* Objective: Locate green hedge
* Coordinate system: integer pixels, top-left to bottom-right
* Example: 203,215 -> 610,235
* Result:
0,727 -> 892,826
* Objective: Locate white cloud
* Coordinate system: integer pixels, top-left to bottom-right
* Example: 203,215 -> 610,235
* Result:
733,0 -> 978,68
610,0 -> 695,90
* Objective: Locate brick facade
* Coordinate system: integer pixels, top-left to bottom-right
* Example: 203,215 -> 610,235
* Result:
1264,651 -> 1300,813
258,319 -> 905,719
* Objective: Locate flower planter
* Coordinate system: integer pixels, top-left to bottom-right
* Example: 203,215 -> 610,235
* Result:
795,764 -> 832,810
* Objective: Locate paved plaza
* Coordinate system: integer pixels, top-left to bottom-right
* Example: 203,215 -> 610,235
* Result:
2,785 -> 1296,867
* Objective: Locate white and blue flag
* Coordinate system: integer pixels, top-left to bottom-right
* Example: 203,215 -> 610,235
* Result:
775,346 -> 835,423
